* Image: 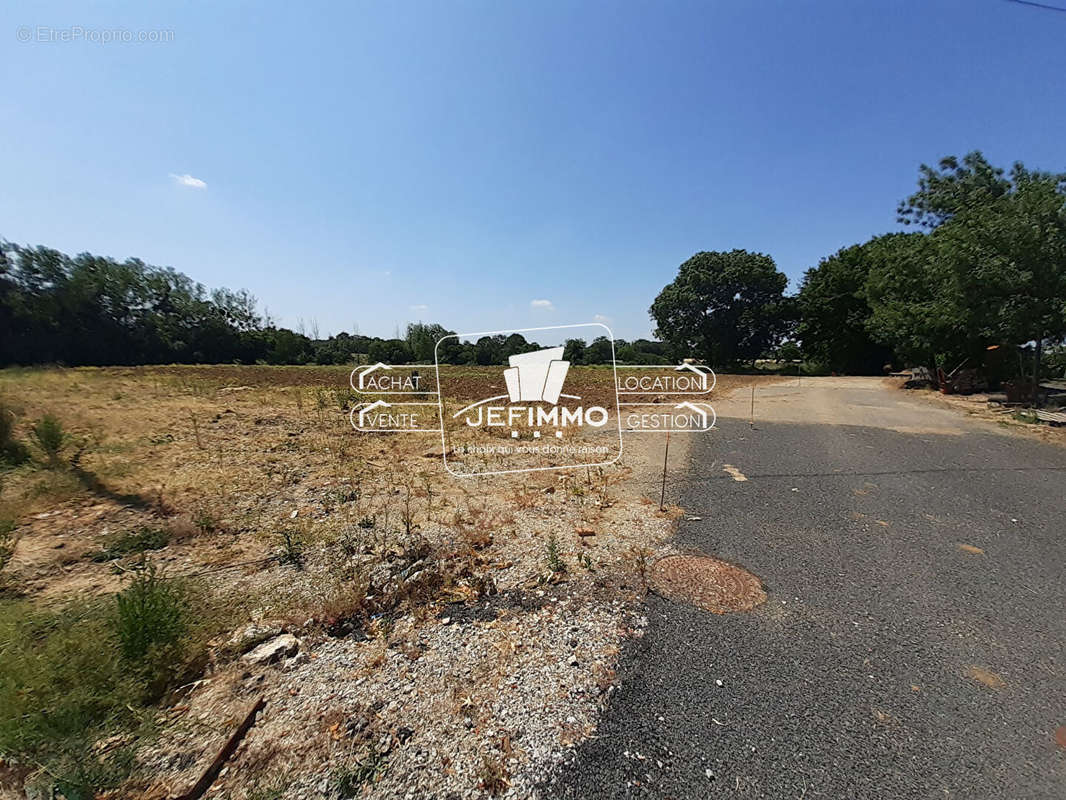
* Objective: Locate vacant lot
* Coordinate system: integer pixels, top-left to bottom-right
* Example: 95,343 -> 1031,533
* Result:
0,365 -> 761,799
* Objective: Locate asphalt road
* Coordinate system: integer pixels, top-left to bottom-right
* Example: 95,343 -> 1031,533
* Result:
547,378 -> 1066,799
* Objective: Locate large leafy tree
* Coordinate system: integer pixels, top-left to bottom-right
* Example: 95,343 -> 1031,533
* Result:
862,233 -> 959,367
897,151 -> 1013,229
931,172 -> 1066,383
796,238 -> 900,373
881,154 -> 1066,380
405,322 -> 452,362
650,250 -> 791,366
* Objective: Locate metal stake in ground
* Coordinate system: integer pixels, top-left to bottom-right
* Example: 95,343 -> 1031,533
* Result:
176,697 -> 266,800
749,382 -> 755,429
659,430 -> 671,511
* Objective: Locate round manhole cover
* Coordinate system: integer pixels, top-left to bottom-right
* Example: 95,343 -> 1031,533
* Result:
650,555 -> 766,613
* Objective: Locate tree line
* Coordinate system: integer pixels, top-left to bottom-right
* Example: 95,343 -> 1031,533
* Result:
0,244 -> 671,367
651,152 -> 1066,382
5,151 -> 1063,377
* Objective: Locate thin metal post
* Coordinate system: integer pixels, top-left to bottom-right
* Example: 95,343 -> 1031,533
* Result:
659,431 -> 671,511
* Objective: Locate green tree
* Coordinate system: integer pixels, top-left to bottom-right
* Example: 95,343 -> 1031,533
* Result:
797,237 -> 904,373
563,338 -> 587,365
584,336 -> 615,364
474,335 -> 504,365
897,151 -> 1012,229
931,173 -> 1066,386
367,338 -> 412,364
876,154 -> 1066,382
862,232 -> 956,367
650,250 -> 791,366
405,322 -> 452,362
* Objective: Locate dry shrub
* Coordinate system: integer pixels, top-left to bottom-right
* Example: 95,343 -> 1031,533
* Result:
627,545 -> 652,593
451,504 -> 502,552
478,755 -> 510,796
299,576 -> 370,636
164,515 -> 199,543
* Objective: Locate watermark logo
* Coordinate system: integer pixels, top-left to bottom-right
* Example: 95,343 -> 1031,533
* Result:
451,346 -> 609,432
17,25 -> 175,44
347,320 -> 717,478
503,347 -> 570,403
434,324 -> 623,477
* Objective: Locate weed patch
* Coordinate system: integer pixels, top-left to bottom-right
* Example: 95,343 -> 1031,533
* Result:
31,414 -> 66,467
89,526 -> 170,562
113,562 -> 186,663
0,598 -> 145,796
332,743 -> 388,795
546,533 -> 566,573
0,402 -> 29,466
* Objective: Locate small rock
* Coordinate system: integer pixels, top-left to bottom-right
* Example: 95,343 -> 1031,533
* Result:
285,651 -> 310,669
225,623 -> 283,657
241,634 -> 299,666
346,716 -> 369,737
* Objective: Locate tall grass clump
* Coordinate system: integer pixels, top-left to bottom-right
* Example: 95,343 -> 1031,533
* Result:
0,402 -> 29,466
0,516 -> 15,573
31,413 -> 66,467
113,562 -> 186,663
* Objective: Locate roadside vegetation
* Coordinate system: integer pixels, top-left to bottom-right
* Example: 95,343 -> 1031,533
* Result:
0,562 -> 226,798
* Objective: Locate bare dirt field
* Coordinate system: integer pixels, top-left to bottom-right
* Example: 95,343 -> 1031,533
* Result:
0,366 -> 764,800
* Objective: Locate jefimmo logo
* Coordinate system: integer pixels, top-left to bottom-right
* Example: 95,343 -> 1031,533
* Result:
435,324 -> 623,477
453,346 -> 609,430
348,319 -> 716,478
505,346 -> 569,404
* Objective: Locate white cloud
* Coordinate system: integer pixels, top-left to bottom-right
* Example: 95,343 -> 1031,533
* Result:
410,304 -> 428,312
593,314 -> 611,325
169,173 -> 207,189
530,299 -> 554,311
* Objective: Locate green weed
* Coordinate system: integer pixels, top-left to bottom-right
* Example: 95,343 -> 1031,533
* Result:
113,562 -> 186,663
278,528 -> 306,569
31,414 -> 66,467
546,533 -> 566,573
0,402 -> 29,466
0,598 -> 145,795
90,526 -> 170,562
331,744 -> 388,795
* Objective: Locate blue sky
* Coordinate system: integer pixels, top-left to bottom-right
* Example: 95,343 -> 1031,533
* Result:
3,1 -> 1065,341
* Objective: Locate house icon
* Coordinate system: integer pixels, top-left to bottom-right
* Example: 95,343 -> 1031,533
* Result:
503,347 -> 570,404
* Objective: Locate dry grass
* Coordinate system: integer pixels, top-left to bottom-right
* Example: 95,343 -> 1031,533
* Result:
0,363 -> 756,606
0,364 -> 752,796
